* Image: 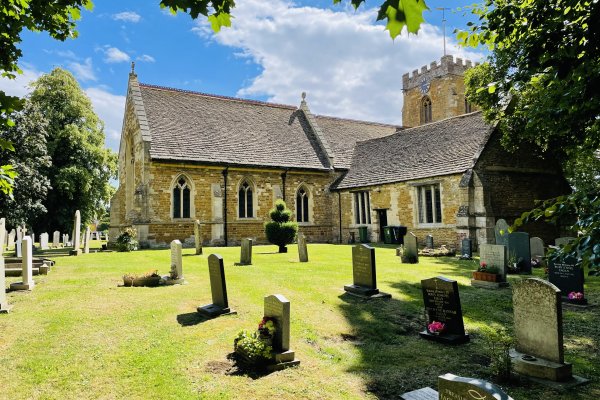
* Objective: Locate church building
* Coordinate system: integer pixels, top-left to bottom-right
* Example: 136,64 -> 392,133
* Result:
109,55 -> 569,249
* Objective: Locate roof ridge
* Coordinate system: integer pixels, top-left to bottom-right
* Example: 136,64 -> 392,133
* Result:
402,110 -> 483,132
315,113 -> 401,128
138,83 -> 297,110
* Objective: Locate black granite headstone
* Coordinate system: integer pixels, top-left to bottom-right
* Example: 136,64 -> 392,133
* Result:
548,255 -> 587,305
461,238 -> 472,259
198,254 -> 235,317
344,244 -> 390,299
420,276 -> 469,344
438,373 -> 514,400
508,232 -> 531,274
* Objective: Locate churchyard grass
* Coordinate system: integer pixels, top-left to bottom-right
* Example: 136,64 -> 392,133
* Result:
1,243 -> 599,399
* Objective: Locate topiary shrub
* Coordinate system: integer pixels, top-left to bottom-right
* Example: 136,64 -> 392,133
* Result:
264,200 -> 298,253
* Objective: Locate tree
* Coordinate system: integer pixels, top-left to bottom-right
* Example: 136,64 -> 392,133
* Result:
264,200 -> 298,253
0,100 -> 51,227
461,1 -> 600,272
28,68 -> 117,233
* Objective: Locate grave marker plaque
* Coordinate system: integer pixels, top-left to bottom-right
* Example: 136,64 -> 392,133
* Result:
344,244 -> 390,299
437,373 -> 514,400
508,232 -> 531,274
419,276 -> 469,344
198,254 -> 234,317
548,256 -> 586,305
263,294 -> 299,369
194,220 -> 203,255
297,233 -> 308,262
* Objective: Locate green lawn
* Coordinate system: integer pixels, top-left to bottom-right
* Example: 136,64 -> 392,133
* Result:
1,243 -> 599,400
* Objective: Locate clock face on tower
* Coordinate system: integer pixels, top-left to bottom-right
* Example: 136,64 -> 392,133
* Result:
419,78 -> 430,94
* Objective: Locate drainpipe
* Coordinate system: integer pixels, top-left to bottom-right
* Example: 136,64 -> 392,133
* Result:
222,167 -> 228,246
281,169 -> 288,201
338,192 -> 342,244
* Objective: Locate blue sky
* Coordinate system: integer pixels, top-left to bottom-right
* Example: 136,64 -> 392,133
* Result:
0,0 -> 483,153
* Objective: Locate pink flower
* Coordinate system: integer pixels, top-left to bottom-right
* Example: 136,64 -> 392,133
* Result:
568,292 -> 584,300
428,321 -> 445,333
480,262 -> 487,268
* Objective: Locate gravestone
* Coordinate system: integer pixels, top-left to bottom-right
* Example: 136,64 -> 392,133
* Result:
10,237 -> 35,291
194,220 -> 203,255
494,219 -> 510,246
460,238 -> 472,259
15,239 -> 22,257
555,237 -> 576,247
402,232 -> 419,263
1,255 -> 12,313
163,239 -> 185,284
474,244 -> 509,289
40,233 -> 49,250
437,373 -> 514,400
53,231 -> 60,248
511,278 -> 574,382
197,254 -> 235,317
8,229 -> 15,248
31,233 -> 35,246
297,232 -> 308,262
236,238 -> 252,265
84,227 -> 91,254
16,227 -> 22,241
530,237 -> 545,260
425,235 -> 434,249
344,244 -> 390,299
0,218 -> 5,252
263,294 -> 300,370
549,256 -> 587,305
70,210 -> 81,256
419,276 -> 469,344
508,232 -> 531,274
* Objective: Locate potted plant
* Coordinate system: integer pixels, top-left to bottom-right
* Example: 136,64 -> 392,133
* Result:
122,270 -> 161,287
427,321 -> 445,335
473,262 -> 501,282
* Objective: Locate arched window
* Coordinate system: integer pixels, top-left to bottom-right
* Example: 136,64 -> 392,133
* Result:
296,187 -> 309,222
173,176 -> 191,219
421,96 -> 432,124
238,180 -> 254,218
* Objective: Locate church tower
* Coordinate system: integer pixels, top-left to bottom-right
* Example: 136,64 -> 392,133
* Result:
401,55 -> 477,127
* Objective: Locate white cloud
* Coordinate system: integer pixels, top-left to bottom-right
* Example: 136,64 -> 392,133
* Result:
0,64 -> 41,97
113,11 -> 141,23
85,87 -> 126,152
68,57 -> 97,82
193,0 -> 482,124
104,47 -> 131,63
137,54 -> 156,63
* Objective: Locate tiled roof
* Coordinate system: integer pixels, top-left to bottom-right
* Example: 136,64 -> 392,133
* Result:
333,112 -> 493,189
314,115 -> 400,169
138,84 -> 331,170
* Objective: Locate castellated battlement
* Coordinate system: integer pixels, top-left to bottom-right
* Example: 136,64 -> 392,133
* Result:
402,55 -> 479,91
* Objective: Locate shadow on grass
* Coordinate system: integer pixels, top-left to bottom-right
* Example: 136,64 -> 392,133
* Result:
177,312 -> 211,326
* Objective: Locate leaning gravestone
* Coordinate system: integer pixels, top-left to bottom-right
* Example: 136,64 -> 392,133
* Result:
344,244 -> 390,299
420,276 -> 469,344
425,235 -> 434,249
494,219 -> 510,246
510,278 -> 579,382
15,239 -> 22,258
297,232 -> 308,262
84,227 -> 91,254
39,233 -> 49,250
53,231 -> 60,248
163,239 -> 185,285
10,237 -> 35,291
474,244 -> 509,289
508,232 -> 531,274
530,237 -> 545,260
549,256 -> 587,305
555,237 -> 576,247
70,210 -> 81,256
402,232 -> 419,263
194,220 -> 203,255
263,294 -> 300,370
1,255 -> 12,313
236,238 -> 253,266
197,254 -> 235,317
460,238 -> 472,259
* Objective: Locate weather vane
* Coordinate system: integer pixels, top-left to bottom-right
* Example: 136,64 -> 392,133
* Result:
436,7 -> 451,56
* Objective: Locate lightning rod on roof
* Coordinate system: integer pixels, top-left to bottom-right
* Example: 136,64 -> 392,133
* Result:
436,7 -> 450,56
131,61 -> 136,74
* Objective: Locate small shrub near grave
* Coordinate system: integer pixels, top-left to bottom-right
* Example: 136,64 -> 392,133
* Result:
233,317 -> 276,368
481,327 -> 513,383
122,269 -> 161,287
116,227 -> 138,252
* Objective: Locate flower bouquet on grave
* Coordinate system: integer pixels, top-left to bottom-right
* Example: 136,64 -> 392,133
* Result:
568,292 -> 584,301
473,262 -> 500,282
233,317 -> 276,368
427,321 -> 445,336
507,252 -> 520,274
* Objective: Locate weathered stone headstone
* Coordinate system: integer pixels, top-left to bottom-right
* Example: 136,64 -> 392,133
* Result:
511,278 -> 573,381
475,244 -> 509,289
7,229 -> 15,248
263,294 -> 300,370
437,373 -> 514,400
197,254 -> 235,317
10,237 -> 35,291
402,232 -> 419,263
84,227 -> 91,254
0,255 -> 12,313
0,218 -> 6,252
53,231 -> 60,248
31,233 -> 35,246
70,210 -> 81,255
297,232 -> 308,262
555,237 -> 576,247
163,239 -> 184,284
530,237 -> 545,260
15,239 -> 22,258
40,233 -> 49,250
236,238 -> 252,265
193,220 -> 203,255
549,256 -> 587,305
508,232 -> 531,274
460,238 -> 472,259
425,235 -> 434,249
344,244 -> 390,299
16,227 -> 22,241
494,219 -> 510,246
420,276 -> 469,344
